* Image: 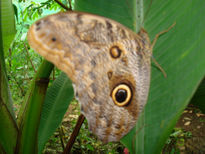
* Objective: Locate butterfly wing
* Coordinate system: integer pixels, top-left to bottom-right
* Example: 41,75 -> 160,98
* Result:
27,11 -> 151,143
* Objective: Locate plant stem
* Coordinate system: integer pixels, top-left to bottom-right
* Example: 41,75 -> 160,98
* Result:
63,114 -> 85,154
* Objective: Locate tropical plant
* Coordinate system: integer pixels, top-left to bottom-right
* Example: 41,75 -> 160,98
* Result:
0,0 -> 205,154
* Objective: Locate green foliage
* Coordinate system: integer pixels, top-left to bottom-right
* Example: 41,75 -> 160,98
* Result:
16,60 -> 54,153
163,128 -> 192,153
0,0 -> 18,153
1,0 -> 16,54
6,40 -> 41,108
1,0 -> 205,154
6,0 -> 62,108
38,72 -> 74,153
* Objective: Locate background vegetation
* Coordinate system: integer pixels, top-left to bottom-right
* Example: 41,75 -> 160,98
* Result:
0,0 -> 204,153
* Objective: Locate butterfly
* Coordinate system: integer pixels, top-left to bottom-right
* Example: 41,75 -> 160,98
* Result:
27,11 -> 174,143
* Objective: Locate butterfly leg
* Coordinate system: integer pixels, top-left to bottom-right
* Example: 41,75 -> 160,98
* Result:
151,22 -> 176,77
151,22 -> 176,49
152,56 -> 167,77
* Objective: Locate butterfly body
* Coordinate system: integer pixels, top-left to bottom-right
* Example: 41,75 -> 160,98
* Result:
28,11 -> 151,143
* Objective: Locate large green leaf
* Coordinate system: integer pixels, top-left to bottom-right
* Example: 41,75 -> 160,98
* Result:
0,0 -> 17,153
16,60 -> 53,154
38,72 -> 74,153
143,1 -> 205,153
0,0 -> 16,118
75,0 -> 205,153
75,0 -> 138,31
1,0 -> 16,53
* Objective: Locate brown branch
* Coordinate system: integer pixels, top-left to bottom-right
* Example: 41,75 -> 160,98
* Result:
23,43 -> 37,73
63,114 -> 85,154
68,0 -> 72,10
54,0 -> 71,11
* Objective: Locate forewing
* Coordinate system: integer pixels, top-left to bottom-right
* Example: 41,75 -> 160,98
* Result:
27,11 -> 151,142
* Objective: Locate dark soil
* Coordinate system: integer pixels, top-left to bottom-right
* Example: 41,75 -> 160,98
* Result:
163,104 -> 205,154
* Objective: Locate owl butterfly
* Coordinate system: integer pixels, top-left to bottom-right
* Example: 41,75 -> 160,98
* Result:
27,11 -> 174,143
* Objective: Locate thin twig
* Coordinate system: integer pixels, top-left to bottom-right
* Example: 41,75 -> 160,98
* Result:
68,0 -> 72,10
54,0 -> 71,11
24,43 -> 37,73
8,48 -> 12,68
63,114 -> 85,154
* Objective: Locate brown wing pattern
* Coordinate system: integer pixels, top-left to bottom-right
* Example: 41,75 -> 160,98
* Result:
27,11 -> 151,142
